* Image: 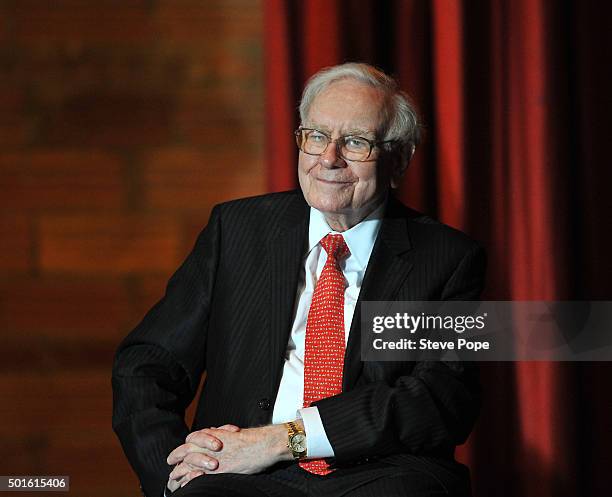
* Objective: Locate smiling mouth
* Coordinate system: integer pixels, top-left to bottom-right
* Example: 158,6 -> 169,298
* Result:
315,177 -> 354,185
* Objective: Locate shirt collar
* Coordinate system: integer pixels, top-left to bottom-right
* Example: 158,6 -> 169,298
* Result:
308,202 -> 385,269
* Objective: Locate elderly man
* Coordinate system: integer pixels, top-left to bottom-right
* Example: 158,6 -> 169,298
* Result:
112,63 -> 485,497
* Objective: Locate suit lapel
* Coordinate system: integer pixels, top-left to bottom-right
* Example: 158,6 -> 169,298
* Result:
266,193 -> 309,395
343,197 -> 415,390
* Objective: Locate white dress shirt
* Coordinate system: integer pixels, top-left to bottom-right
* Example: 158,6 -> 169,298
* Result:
271,203 -> 384,458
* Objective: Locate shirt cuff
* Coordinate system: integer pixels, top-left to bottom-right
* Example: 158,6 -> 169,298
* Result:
297,406 -> 335,458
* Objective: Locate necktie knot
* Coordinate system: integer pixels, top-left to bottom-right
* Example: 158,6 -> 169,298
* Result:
320,234 -> 350,262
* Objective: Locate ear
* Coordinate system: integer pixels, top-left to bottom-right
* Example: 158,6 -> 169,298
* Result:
389,145 -> 415,189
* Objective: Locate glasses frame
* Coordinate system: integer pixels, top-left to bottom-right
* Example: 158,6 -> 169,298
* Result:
294,127 -> 396,162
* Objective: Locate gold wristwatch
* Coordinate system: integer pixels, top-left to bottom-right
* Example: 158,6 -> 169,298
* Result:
285,421 -> 307,459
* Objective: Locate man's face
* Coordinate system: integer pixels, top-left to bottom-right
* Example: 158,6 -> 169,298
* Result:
298,79 -> 396,228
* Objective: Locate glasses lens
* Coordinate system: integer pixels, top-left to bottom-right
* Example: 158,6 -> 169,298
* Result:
341,136 -> 371,161
303,129 -> 329,154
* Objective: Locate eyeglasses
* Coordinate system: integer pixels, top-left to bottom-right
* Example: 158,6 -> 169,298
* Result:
294,127 -> 395,162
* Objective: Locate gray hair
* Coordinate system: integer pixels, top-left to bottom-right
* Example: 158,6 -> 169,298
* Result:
299,62 -> 421,164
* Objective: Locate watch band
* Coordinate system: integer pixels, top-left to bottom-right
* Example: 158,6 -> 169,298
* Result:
286,421 -> 307,459
286,421 -> 300,437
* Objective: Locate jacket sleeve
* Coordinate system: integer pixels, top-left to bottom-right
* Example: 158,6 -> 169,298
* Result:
112,206 -> 222,497
314,244 -> 486,462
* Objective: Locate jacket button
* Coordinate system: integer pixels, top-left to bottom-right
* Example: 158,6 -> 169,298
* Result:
257,398 -> 271,410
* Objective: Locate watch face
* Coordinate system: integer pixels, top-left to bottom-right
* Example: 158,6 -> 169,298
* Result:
291,433 -> 306,453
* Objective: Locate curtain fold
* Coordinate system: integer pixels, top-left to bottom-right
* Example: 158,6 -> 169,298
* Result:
264,1 -> 611,496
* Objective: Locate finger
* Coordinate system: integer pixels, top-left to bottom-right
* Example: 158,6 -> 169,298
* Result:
183,451 -> 219,471
167,479 -> 181,493
185,430 -> 223,451
168,441 -> 218,465
169,461 -> 197,481
180,470 -> 204,488
185,429 -> 223,448
217,424 -> 241,432
167,443 -> 193,465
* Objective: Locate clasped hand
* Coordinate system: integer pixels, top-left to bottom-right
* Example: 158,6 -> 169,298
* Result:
166,423 -> 290,492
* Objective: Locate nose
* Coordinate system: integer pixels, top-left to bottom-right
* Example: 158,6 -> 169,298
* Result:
319,139 -> 346,168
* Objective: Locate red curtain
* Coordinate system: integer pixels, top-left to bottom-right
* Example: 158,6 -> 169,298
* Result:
264,1 -> 611,496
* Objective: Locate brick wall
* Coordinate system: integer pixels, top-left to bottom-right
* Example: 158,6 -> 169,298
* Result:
0,1 -> 265,495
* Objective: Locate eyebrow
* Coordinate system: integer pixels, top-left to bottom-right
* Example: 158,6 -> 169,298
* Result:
305,124 -> 375,137
344,127 -> 374,136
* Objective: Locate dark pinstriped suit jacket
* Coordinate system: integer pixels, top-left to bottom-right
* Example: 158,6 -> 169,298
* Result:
112,190 -> 486,497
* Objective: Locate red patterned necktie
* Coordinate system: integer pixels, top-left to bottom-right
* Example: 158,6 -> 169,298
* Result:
300,234 -> 350,475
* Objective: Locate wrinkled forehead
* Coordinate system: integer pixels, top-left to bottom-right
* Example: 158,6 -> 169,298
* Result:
303,80 -> 388,137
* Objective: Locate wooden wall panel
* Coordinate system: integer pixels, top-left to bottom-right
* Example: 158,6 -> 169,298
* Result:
0,1 -> 265,495
0,151 -> 125,211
